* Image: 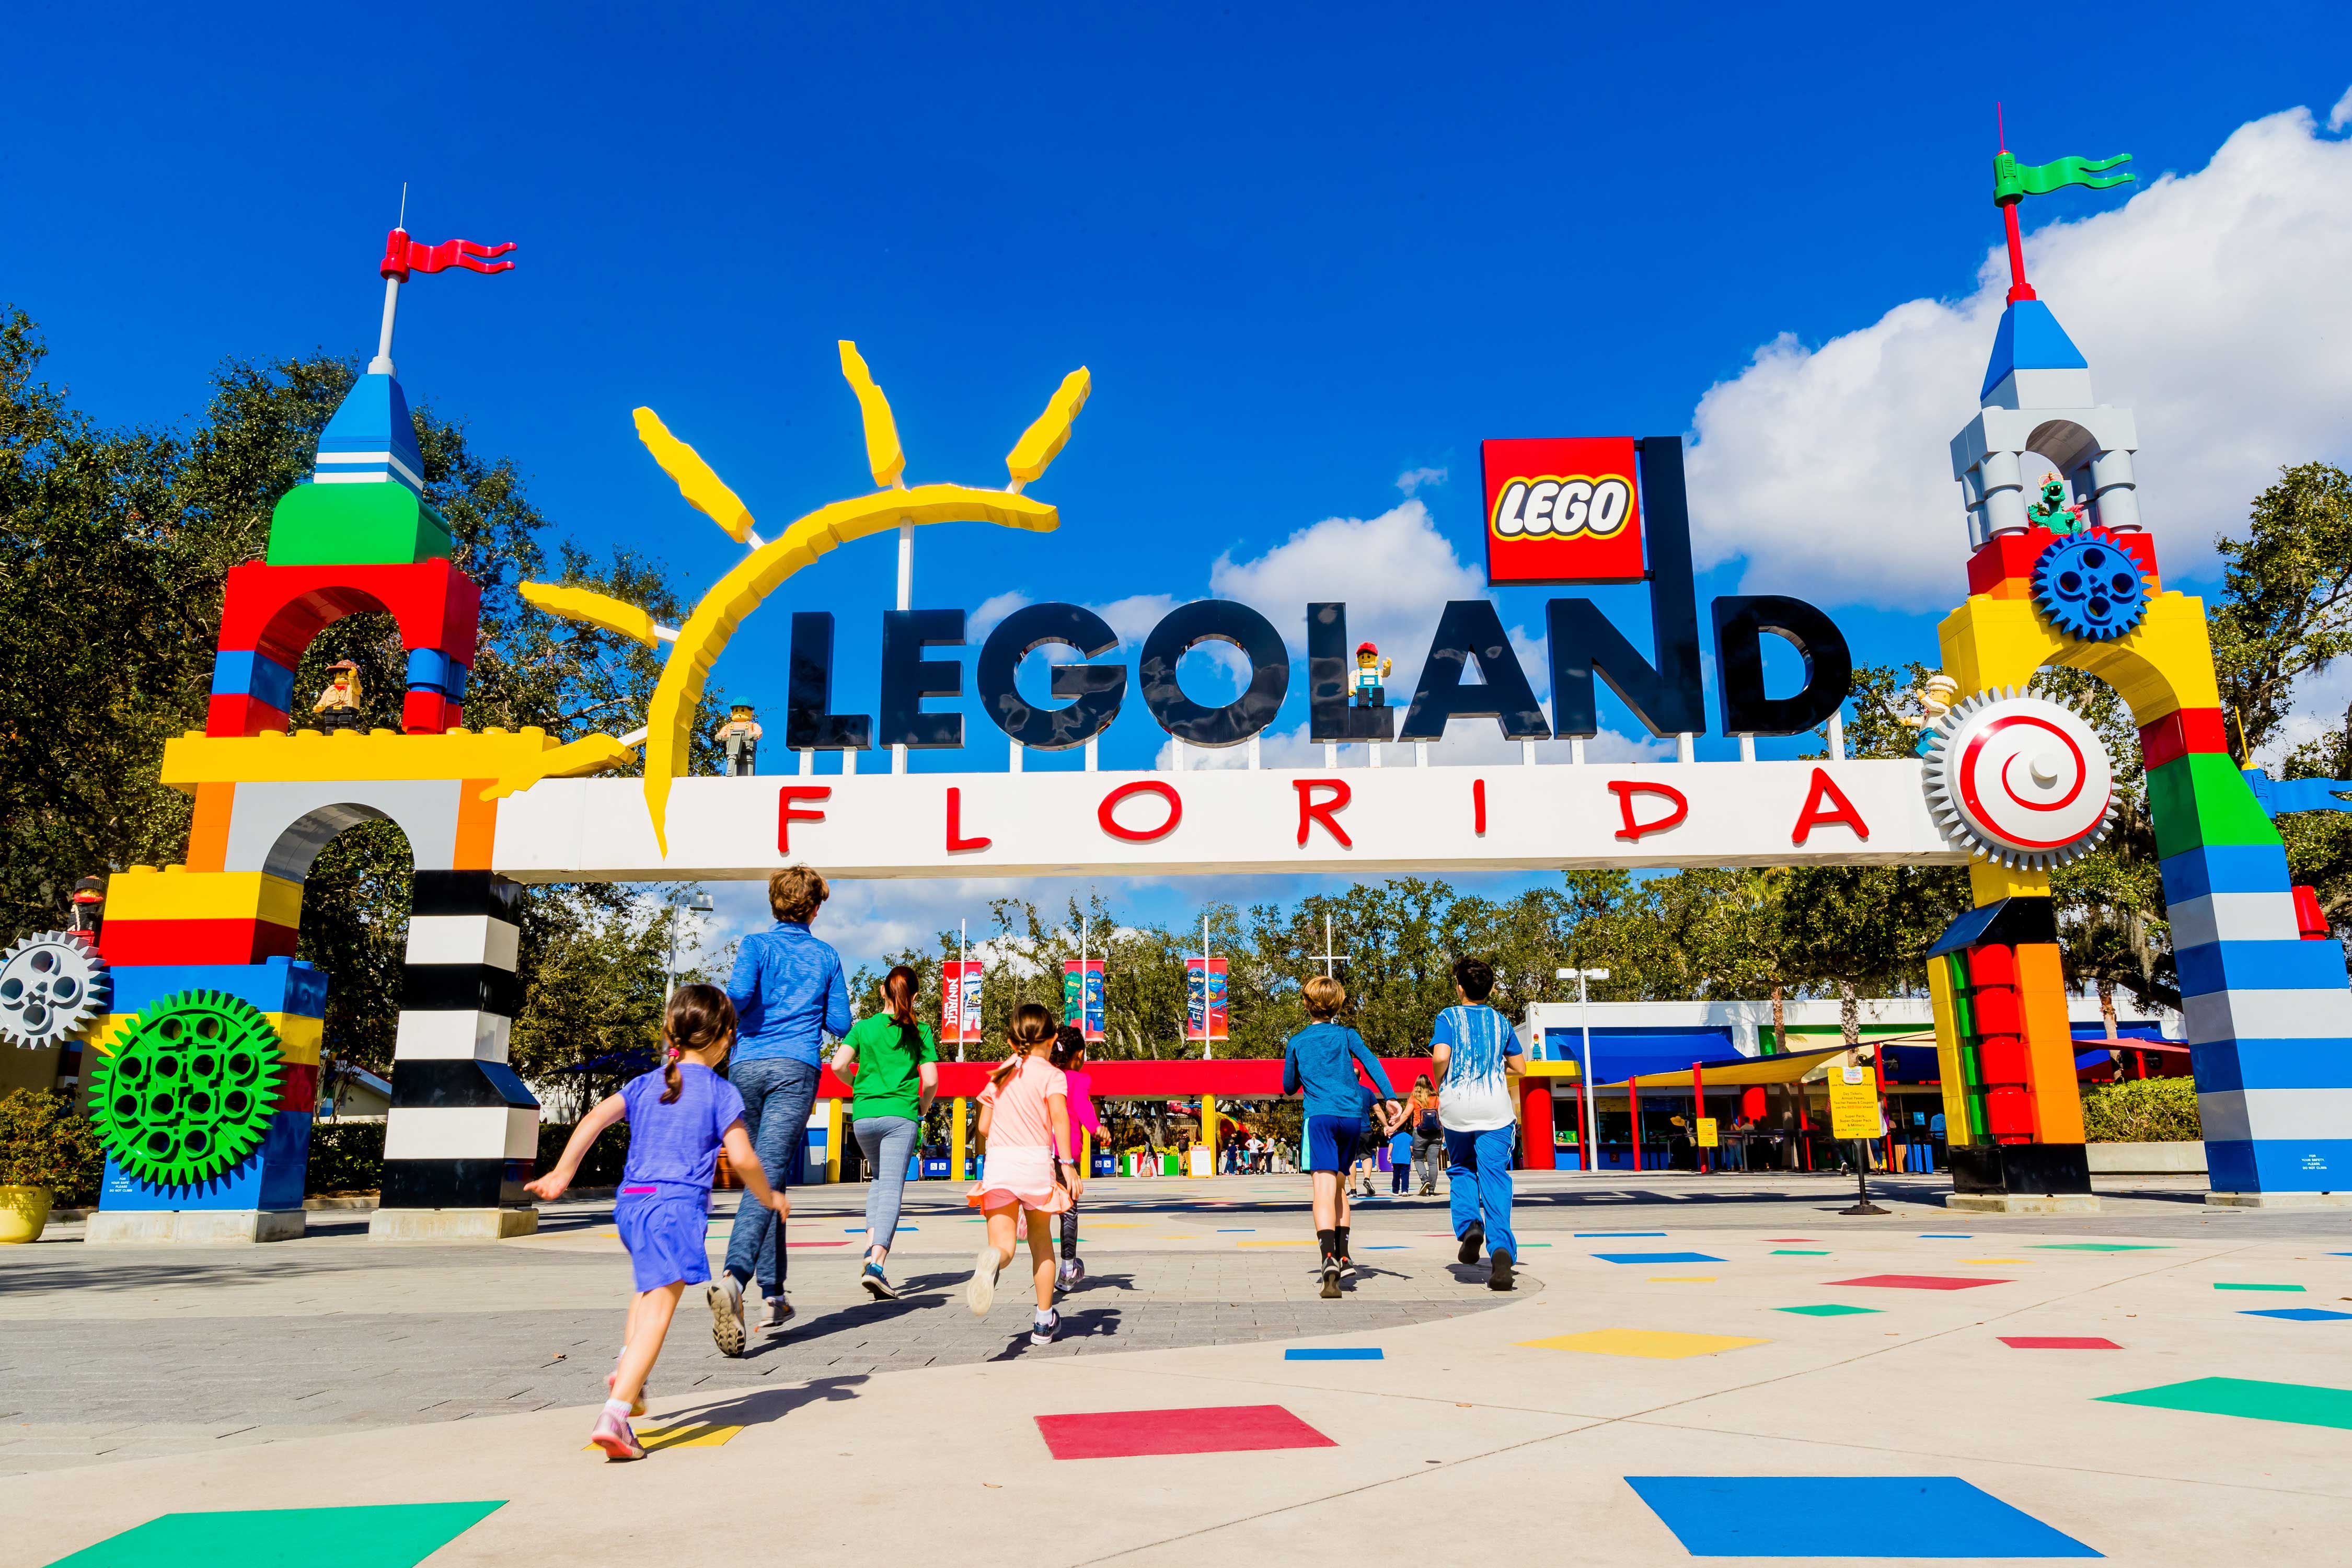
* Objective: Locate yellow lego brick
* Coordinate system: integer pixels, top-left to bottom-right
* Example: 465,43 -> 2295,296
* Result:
1938,591 -> 2221,725
2015,943 -> 2087,1145
103,867 -> 304,927
632,408 -> 757,543
84,1012 -> 319,1067
158,726 -> 632,801
1925,955 -> 1974,1150
1518,1059 -> 1581,1079
1970,860 -> 2051,905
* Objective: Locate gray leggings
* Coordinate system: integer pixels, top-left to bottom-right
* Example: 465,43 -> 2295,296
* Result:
853,1115 -> 919,1251
1412,1134 -> 1446,1189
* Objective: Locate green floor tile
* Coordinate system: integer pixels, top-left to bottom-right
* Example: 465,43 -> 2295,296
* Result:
2032,1243 -> 2170,1252
1776,1304 -> 1882,1316
1772,1249 -> 1831,1255
2214,1282 -> 2304,1292
47,1503 -> 505,1568
2099,1377 -> 2352,1431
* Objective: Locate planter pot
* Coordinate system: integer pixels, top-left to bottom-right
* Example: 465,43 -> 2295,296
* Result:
0,1185 -> 52,1244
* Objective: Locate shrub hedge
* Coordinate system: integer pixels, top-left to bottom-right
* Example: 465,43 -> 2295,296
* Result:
2081,1077 -> 2202,1143
0,1090 -> 107,1204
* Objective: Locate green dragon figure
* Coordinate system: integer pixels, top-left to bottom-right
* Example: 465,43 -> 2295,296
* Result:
2026,476 -> 2087,535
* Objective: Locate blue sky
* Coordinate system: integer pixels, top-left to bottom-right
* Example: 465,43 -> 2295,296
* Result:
13,3 -> 2352,971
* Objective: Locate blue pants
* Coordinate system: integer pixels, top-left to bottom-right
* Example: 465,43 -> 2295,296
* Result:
1444,1125 -> 1516,1261
724,1056 -> 820,1298
853,1114 -> 918,1251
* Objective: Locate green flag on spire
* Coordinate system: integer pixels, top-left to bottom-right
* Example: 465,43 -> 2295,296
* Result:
1993,150 -> 2134,205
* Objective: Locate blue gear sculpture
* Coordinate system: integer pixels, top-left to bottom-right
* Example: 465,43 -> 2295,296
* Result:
2031,528 -> 2149,642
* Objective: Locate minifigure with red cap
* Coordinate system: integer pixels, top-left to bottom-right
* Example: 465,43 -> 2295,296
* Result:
1351,642 -> 1392,709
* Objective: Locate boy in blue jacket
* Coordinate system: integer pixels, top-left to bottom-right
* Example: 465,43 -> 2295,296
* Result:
1282,975 -> 1402,1298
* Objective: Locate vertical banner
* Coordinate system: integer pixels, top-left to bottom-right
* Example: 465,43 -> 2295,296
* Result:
1062,959 -> 1106,1042
1184,956 -> 1228,1041
941,959 -> 985,1044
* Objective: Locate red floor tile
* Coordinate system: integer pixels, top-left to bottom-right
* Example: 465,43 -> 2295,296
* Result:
2000,1336 -> 2121,1349
1035,1404 -> 1336,1460
1828,1274 -> 2010,1290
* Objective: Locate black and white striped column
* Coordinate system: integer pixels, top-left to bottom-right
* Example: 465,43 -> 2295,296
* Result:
376,872 -> 540,1217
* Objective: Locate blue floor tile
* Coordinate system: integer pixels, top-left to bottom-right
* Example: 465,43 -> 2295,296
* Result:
2242,1308 -> 2352,1322
1595,1251 -> 1724,1265
1625,1476 -> 2100,1558
1285,1347 -> 1383,1360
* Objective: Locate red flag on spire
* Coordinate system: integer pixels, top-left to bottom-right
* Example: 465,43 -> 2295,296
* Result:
379,228 -> 516,281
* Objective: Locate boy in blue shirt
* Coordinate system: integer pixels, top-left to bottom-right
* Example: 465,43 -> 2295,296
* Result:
1282,974 -> 1401,1298
1432,956 -> 1525,1291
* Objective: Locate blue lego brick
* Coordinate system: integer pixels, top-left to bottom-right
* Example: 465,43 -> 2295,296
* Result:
108,958 -> 328,1019
209,649 -> 295,712
2192,1039 -> 2352,1094
1980,300 -> 2090,399
315,372 -> 425,491
98,1109 -> 312,1212
2206,1136 -> 2352,1194
403,647 -> 471,695
2176,938 -> 2352,998
2159,844 -> 2293,904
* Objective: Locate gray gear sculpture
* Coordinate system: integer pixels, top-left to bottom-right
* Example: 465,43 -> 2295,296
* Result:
0,932 -> 111,1049
1922,687 -> 2118,870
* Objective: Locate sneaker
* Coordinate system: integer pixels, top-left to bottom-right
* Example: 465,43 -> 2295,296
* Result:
1489,1250 -> 1516,1292
1338,1254 -> 1357,1281
1065,1255 -> 1086,1287
861,1262 -> 898,1301
1030,1310 -> 1061,1346
590,1406 -> 645,1461
707,1275 -> 746,1358
759,1295 -> 794,1330
1319,1255 -> 1342,1299
966,1244 -> 1001,1317
1456,1220 -> 1485,1266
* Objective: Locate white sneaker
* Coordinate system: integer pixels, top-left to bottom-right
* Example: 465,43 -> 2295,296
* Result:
966,1244 -> 1002,1317
707,1275 -> 746,1358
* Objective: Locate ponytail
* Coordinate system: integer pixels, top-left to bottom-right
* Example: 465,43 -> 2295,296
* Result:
991,1001 -> 1058,1088
661,983 -> 737,1104
882,963 -> 919,1055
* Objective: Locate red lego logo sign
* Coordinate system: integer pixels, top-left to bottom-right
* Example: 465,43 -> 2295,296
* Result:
1481,437 -> 1645,585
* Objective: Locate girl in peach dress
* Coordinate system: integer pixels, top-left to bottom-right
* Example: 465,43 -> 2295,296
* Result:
965,1002 -> 1082,1344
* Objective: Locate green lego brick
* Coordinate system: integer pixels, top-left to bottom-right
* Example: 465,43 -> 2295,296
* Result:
265,481 -> 453,567
2145,752 -> 2282,860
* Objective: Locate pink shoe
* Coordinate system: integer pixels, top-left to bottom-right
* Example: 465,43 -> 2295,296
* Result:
591,1407 -> 645,1461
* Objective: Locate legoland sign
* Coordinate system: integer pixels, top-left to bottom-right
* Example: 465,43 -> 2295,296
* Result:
473,436 -> 1918,883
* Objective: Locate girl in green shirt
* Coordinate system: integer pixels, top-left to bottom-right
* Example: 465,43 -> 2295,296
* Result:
829,965 -> 939,1299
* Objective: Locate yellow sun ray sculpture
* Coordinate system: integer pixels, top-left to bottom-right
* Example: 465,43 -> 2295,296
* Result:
521,347 -> 1090,853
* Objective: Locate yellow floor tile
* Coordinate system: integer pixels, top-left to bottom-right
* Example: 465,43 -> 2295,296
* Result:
582,1421 -> 744,1453
1517,1328 -> 1767,1359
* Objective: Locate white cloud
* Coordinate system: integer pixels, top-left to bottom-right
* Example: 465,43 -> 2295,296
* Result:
1685,95 -> 2352,608
1209,497 -> 1491,664
2331,84 -> 2352,134
969,590 -> 1032,640
1396,466 -> 1448,497
1090,592 -> 1182,648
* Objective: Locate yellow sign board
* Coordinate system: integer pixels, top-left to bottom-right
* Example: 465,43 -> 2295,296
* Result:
1696,1117 -> 1719,1148
1827,1064 -> 1885,1140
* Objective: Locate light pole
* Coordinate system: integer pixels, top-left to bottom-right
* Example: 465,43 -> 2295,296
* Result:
1557,967 -> 1610,1173
664,889 -> 716,1001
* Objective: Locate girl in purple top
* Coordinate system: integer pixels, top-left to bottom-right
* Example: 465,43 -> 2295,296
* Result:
529,985 -> 784,1461
1051,1026 -> 1102,1290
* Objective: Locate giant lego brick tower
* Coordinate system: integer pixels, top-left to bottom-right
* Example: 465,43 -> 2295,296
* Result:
1924,147 -> 2351,1208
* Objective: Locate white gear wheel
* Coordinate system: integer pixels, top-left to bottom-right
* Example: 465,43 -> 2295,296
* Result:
1922,687 -> 2117,870
0,931 -> 112,1049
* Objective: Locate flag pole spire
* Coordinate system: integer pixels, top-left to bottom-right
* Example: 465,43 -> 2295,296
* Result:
1994,104 -> 2037,304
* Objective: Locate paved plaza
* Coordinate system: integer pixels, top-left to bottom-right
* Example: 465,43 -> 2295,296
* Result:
6,1171 -> 2351,1564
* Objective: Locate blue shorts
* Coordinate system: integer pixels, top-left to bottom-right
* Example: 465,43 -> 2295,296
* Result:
1305,1114 -> 1366,1174
615,1185 -> 712,1292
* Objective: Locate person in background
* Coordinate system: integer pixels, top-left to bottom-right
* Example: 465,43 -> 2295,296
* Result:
1432,956 -> 1524,1292
1389,1117 -> 1414,1194
1281,974 -> 1401,1299
830,963 -> 938,1301
527,986 -> 783,1460
1052,1025 -> 1101,1290
1409,1076 -> 1445,1196
712,865 -> 850,1355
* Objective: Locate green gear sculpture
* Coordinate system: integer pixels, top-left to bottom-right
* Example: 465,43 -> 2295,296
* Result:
87,989 -> 283,1188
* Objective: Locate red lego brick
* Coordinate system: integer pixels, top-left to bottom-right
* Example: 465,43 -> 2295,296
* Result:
401,691 -> 464,734
2139,708 -> 2230,770
98,917 -> 299,966
217,559 -> 481,668
206,694 -> 292,738
1966,526 -> 2159,597
1965,944 -> 2017,987
276,1060 -> 319,1113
